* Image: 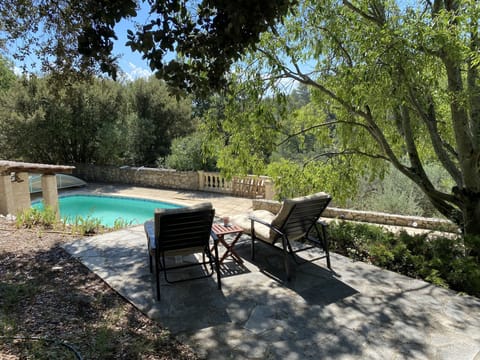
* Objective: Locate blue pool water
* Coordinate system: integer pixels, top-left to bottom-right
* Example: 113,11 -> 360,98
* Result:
32,194 -> 182,227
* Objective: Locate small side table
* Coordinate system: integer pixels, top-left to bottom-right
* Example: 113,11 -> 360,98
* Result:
211,223 -> 244,265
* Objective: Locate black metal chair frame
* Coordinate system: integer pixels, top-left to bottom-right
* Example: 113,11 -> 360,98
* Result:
249,196 -> 332,280
145,206 -> 221,301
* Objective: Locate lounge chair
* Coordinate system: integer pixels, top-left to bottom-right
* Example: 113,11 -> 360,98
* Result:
144,202 -> 221,300
231,192 -> 332,280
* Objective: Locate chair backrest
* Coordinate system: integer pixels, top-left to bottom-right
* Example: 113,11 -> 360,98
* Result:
270,192 -> 331,242
154,202 -> 215,252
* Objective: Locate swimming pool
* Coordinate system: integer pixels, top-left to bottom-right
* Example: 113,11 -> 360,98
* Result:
32,194 -> 183,227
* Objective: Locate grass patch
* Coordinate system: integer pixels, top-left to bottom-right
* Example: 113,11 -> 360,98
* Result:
17,206 -> 139,236
16,206 -> 57,229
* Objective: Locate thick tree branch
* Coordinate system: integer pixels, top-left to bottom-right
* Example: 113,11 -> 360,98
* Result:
319,26 -> 353,67
366,104 -> 457,205
442,55 -> 479,190
406,86 -> 463,185
359,105 -> 402,164
308,149 -> 390,163
342,0 -> 385,27
276,119 -> 371,147
396,105 -> 425,173
396,105 -> 459,202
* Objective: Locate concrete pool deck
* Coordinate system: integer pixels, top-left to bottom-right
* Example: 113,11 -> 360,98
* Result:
62,184 -> 480,359
72,182 -> 255,218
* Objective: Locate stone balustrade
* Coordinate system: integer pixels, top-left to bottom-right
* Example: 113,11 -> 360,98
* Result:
198,171 -> 274,199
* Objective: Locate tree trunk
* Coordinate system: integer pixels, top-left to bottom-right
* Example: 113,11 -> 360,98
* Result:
460,190 -> 480,236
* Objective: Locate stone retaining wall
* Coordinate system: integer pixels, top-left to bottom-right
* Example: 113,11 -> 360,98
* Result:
252,199 -> 458,233
73,164 -> 198,191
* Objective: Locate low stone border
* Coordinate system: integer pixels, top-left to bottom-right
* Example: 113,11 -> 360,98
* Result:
252,199 -> 459,233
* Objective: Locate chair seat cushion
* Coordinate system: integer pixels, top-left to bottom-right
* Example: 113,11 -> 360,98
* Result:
231,210 -> 276,244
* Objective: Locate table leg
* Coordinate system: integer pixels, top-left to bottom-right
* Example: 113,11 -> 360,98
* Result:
218,233 -> 244,264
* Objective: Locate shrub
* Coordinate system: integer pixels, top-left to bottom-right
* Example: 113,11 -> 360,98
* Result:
350,162 -> 454,218
17,206 -> 107,235
327,220 -> 371,261
328,221 -> 480,297
16,205 -> 57,229
67,215 -> 103,236
164,133 -> 217,171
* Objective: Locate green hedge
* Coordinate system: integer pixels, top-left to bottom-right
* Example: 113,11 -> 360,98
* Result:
327,221 -> 480,297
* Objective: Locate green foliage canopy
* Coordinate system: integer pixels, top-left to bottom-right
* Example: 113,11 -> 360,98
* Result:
125,78 -> 193,165
0,75 -> 193,166
209,0 -> 480,235
0,0 -> 137,78
1,0 -> 295,92
0,76 -> 127,164
165,132 -> 217,171
0,57 -> 14,91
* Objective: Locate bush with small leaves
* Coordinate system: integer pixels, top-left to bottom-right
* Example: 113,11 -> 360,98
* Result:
328,221 -> 480,297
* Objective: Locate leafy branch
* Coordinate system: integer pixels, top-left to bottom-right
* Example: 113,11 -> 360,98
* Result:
276,119 -> 369,147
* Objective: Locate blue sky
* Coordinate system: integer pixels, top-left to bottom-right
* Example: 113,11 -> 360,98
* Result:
112,4 -> 154,81
8,2 -> 155,81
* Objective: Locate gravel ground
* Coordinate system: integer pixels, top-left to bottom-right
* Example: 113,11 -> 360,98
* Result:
0,217 -> 199,360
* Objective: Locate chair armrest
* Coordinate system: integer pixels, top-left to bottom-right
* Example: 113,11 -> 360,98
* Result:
317,219 -> 328,228
248,215 -> 272,227
144,220 -> 156,251
249,216 -> 284,236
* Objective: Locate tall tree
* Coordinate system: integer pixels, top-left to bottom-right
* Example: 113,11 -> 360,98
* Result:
125,77 -> 194,165
0,75 -> 127,164
213,0 -> 480,235
0,75 -> 193,165
0,57 -> 14,91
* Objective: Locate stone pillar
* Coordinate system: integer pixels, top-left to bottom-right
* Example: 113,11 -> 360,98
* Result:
11,172 -> 31,214
41,174 -> 59,217
264,178 -> 276,200
198,171 -> 205,191
0,174 -> 15,215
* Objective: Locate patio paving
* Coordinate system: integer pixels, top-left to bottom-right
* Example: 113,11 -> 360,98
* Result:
62,185 -> 480,359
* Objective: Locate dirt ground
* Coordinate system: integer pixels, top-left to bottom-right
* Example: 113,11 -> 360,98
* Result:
0,217 -> 199,359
